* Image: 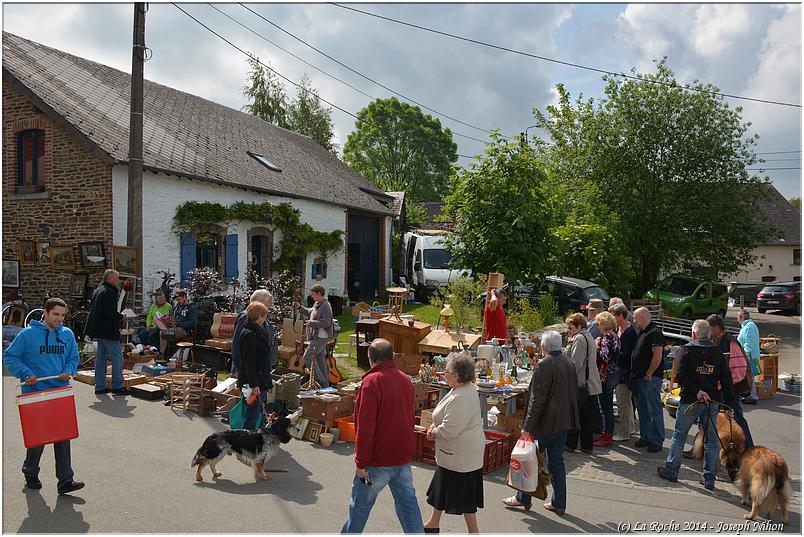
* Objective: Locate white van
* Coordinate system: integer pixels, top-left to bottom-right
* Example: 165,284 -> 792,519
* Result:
402,231 -> 470,301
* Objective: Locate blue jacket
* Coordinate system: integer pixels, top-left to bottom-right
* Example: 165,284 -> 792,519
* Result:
230,310 -> 278,376
173,302 -> 197,332
737,318 -> 761,374
3,320 -> 79,394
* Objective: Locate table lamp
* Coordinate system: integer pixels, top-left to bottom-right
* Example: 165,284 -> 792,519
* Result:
440,304 -> 454,332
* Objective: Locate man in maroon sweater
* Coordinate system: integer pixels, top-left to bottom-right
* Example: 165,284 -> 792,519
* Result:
341,338 -> 424,534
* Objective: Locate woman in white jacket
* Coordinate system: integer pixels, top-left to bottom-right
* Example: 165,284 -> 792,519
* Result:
564,313 -> 602,453
424,352 -> 485,533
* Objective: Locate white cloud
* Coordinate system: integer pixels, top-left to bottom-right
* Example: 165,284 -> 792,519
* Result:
693,5 -> 751,58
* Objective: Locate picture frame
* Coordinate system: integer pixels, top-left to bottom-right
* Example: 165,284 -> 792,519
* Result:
111,245 -> 138,276
306,422 -> 323,443
291,417 -> 310,440
3,260 -> 20,288
19,240 -> 37,266
70,273 -> 89,298
51,245 -> 76,270
79,241 -> 106,268
38,241 -> 51,266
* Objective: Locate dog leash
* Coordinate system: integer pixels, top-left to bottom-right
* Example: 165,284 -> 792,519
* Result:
686,401 -> 734,456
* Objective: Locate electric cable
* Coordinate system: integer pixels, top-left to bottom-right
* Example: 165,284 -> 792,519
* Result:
331,3 -> 801,109
238,3 -> 511,137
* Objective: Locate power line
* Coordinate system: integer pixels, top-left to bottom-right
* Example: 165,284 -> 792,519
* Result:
209,4 -> 487,145
238,3 -> 509,139
759,158 -> 801,162
331,3 -> 802,109
173,3 -> 470,165
755,150 -> 801,155
747,167 -> 801,170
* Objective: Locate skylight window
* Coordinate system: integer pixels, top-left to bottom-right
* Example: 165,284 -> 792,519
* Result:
248,151 -> 282,173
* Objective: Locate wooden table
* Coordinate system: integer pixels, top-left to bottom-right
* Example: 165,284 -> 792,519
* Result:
386,286 -> 408,314
418,330 -> 482,355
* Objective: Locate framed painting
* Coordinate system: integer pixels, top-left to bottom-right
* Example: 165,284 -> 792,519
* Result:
51,245 -> 76,270
112,245 -> 138,276
79,241 -> 106,268
70,273 -> 89,298
38,241 -> 51,266
19,240 -> 37,266
2,260 -> 20,288
305,422 -> 323,443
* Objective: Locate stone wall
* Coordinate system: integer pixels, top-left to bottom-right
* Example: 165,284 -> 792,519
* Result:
2,81 -> 113,305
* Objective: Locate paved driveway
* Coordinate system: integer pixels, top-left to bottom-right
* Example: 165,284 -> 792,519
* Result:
3,375 -> 800,533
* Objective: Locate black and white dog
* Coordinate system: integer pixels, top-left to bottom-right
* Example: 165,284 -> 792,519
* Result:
192,409 -> 300,482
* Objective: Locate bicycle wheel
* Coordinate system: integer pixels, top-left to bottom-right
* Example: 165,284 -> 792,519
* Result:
25,308 -> 44,326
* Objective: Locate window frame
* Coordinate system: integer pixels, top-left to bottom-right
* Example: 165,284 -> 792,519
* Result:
196,236 -> 220,273
793,249 -> 801,266
17,129 -> 45,190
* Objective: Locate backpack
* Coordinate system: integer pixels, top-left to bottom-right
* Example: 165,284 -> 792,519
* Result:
728,339 -> 751,396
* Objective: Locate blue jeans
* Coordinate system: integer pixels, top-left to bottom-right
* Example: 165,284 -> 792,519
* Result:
23,440 -> 74,488
95,339 -> 124,390
634,376 -> 665,446
666,402 -> 719,485
341,464 -> 424,534
600,370 -> 619,434
243,390 -> 268,430
732,398 -> 754,449
515,431 -> 568,510
137,327 -> 160,347
304,339 -> 329,388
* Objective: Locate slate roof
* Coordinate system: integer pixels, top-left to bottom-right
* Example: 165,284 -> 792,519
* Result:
2,32 -> 393,215
759,184 -> 801,246
386,191 -> 406,217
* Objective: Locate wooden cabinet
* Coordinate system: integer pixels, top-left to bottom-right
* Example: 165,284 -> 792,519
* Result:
378,318 -> 432,355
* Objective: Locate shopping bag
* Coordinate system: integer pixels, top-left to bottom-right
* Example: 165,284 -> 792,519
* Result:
507,434 -> 539,493
228,394 -> 248,430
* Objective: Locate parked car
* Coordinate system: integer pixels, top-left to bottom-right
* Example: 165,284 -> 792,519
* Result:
477,276 -> 610,316
757,282 -> 801,315
728,282 -> 766,307
642,275 -> 728,320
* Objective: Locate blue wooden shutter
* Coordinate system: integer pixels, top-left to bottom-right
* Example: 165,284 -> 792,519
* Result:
225,233 -> 238,283
323,263 -> 327,279
311,264 -> 316,280
180,232 -> 196,286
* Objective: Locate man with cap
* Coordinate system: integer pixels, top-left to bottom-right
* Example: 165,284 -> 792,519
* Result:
586,299 -> 605,339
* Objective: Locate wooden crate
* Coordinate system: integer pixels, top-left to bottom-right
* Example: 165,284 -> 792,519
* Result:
394,352 -> 422,376
760,354 -> 779,392
302,394 -> 355,421
131,382 -> 165,400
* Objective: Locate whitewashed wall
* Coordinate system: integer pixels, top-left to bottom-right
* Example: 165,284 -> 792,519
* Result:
112,166 -> 348,302
727,245 -> 802,283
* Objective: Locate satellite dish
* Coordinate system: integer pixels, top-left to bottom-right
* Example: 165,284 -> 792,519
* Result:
86,256 -> 105,263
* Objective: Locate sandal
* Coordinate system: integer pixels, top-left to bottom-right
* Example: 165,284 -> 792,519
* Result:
502,496 -> 532,510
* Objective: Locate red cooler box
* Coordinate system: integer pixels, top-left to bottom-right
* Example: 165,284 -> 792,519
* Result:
16,380 -> 79,448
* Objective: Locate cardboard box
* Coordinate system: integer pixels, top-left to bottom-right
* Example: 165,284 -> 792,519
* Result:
131,382 -> 165,400
756,379 -> 775,400
302,394 -> 355,421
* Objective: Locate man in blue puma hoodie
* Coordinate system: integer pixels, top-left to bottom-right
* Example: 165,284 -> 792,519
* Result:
3,297 -> 85,495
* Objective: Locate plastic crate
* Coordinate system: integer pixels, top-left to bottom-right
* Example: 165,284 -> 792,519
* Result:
482,430 -> 514,474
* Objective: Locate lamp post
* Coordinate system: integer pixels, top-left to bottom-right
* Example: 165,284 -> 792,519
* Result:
523,125 -> 539,145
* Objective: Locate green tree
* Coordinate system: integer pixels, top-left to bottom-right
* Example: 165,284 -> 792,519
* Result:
443,134 -> 556,285
405,202 -> 427,226
242,54 -> 289,128
790,197 -> 801,212
343,97 -> 458,201
535,60 -> 774,293
287,74 -> 336,154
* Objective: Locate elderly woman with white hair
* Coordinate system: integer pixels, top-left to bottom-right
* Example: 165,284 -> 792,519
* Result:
424,351 -> 486,533
502,331 -> 580,515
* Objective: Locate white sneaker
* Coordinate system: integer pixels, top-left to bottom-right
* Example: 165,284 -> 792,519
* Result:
612,434 -> 630,441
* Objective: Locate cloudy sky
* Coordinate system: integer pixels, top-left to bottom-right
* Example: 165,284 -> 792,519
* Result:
3,2 -> 801,198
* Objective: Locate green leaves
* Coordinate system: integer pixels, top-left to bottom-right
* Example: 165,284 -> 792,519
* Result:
343,97 -> 458,202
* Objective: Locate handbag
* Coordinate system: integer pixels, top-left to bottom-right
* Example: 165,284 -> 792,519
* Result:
228,393 -> 249,429
577,334 -> 592,411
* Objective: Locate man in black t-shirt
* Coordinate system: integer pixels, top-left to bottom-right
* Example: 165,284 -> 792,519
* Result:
630,307 -> 666,452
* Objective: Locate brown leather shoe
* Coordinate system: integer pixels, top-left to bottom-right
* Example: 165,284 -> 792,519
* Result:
544,503 -> 565,515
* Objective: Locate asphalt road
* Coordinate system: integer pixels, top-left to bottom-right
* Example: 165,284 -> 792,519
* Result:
724,305 -> 801,374
2,375 -> 800,534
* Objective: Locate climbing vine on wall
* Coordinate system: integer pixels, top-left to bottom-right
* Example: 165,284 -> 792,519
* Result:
171,200 -> 344,270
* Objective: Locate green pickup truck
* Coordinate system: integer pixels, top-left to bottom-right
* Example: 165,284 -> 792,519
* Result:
643,275 -> 729,320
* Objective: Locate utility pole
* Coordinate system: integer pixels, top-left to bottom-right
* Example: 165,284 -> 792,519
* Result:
127,2 -> 146,281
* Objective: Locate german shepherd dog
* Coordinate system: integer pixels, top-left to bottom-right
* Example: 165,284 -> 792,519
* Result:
736,446 -> 791,524
192,410 -> 300,482
690,412 -> 746,479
